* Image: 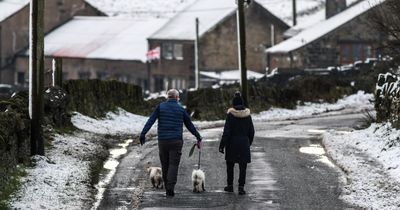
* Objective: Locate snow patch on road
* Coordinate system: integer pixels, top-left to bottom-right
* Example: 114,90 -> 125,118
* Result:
11,132 -> 102,210
253,91 -> 373,121
323,123 -> 400,209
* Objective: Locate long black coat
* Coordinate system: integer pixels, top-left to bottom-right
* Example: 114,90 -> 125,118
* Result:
219,107 -> 255,163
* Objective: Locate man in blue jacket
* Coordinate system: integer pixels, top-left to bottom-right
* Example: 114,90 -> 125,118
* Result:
140,89 -> 202,197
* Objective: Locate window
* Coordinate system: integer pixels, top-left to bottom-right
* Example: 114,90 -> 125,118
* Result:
364,45 -> 373,58
352,44 -> 363,62
340,44 -> 351,64
79,72 -> 90,79
17,72 -> 25,85
174,44 -> 183,60
162,43 -> 173,60
340,43 -> 375,65
97,72 -> 108,80
162,43 -> 184,60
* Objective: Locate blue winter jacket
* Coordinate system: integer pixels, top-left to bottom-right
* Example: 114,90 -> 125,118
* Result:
140,99 -> 201,141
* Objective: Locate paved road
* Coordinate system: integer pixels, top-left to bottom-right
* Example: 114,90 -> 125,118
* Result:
97,113 -> 365,210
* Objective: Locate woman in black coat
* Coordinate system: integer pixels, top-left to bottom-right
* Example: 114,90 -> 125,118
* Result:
219,91 -> 255,195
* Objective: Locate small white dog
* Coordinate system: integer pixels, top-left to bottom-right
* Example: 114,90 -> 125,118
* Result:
147,167 -> 163,189
192,169 -> 205,193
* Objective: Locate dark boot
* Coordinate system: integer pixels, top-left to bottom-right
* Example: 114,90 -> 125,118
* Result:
238,186 -> 246,195
224,185 -> 233,192
166,189 -> 175,197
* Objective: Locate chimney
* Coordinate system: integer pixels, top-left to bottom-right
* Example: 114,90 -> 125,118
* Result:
326,0 -> 347,19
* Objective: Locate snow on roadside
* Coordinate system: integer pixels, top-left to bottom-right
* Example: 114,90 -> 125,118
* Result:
323,124 -> 400,210
71,108 -> 151,136
11,132 -> 103,210
253,91 -> 373,121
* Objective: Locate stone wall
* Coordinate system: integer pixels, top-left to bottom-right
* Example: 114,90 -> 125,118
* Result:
186,75 -> 354,120
0,91 -> 30,188
64,79 -> 145,117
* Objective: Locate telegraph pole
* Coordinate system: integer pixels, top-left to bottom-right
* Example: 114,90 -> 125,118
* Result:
293,0 -> 297,26
29,0 -> 45,156
237,0 -> 248,106
195,18 -> 200,89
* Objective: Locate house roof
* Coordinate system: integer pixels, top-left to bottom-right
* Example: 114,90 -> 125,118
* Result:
149,0 -> 359,41
0,0 -> 29,23
43,16 -> 167,62
266,0 -> 384,54
149,0 -> 237,40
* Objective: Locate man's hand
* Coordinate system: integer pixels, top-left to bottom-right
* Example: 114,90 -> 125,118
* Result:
196,136 -> 202,149
219,146 -> 224,154
139,135 -> 145,146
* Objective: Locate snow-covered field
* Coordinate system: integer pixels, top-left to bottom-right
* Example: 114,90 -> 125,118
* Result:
323,124 -> 400,210
71,107 -> 151,135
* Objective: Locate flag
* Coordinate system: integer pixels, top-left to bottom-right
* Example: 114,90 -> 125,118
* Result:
146,46 -> 160,61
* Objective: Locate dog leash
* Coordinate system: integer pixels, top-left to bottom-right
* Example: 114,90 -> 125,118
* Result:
198,145 -> 202,170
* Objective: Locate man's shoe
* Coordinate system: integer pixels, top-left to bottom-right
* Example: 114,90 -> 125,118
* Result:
166,189 -> 175,197
238,186 -> 246,195
224,185 -> 233,192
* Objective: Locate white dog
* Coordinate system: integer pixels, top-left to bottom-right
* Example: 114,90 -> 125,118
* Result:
147,167 -> 163,189
192,169 -> 205,193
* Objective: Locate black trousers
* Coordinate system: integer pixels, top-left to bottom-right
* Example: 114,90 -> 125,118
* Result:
158,140 -> 183,191
226,161 -> 247,187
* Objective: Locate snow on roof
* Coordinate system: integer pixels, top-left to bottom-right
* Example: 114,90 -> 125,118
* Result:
43,16 -> 167,62
266,0 -> 384,54
149,0 -> 359,41
85,0 -> 196,19
200,70 -> 265,81
0,0 -> 29,22
149,0 -> 236,40
261,0 -> 363,37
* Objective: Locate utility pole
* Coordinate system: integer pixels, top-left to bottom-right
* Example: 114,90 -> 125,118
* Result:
29,0 -> 45,156
292,0 -> 297,26
237,0 -> 248,106
194,18 -> 200,89
52,57 -> 62,87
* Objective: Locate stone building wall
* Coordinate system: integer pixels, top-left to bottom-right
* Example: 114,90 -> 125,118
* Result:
15,56 -> 148,88
0,0 -> 104,84
268,8 -> 383,70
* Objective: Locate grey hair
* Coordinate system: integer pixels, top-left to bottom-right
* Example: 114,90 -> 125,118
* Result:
167,89 -> 179,98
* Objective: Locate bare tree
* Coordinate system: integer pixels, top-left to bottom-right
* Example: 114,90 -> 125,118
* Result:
370,0 -> 400,60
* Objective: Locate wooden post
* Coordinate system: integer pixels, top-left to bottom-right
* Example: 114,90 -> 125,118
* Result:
237,0 -> 248,107
293,0 -> 297,26
195,18 -> 200,89
52,57 -> 63,87
29,0 -> 45,156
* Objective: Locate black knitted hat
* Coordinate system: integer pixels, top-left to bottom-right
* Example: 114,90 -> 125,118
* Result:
232,91 -> 244,106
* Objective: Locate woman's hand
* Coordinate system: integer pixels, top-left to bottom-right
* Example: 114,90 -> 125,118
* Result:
219,146 -> 224,154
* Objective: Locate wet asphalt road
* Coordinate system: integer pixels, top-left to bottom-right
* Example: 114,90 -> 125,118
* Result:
97,113 -> 365,210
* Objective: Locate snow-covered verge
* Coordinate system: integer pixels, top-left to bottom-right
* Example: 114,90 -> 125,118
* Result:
71,108 -> 152,136
253,91 -> 373,121
10,132 -> 107,210
323,124 -> 400,210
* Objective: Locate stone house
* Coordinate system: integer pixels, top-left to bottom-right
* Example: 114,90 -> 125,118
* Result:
266,0 -> 385,71
0,0 -> 104,85
147,0 -> 291,91
15,17 -> 167,88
